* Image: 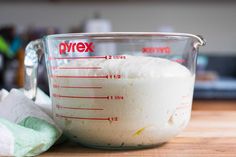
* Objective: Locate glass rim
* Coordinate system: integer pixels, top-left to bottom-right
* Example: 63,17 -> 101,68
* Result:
45,32 -> 205,46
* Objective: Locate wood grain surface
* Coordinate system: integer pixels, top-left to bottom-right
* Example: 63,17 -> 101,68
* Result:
40,101 -> 236,157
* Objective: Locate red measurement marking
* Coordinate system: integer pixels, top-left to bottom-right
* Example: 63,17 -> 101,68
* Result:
50,74 -> 122,79
56,114 -> 118,122
56,104 -> 104,110
48,55 -> 127,60
53,94 -> 109,99
142,47 -> 171,54
108,96 -> 124,100
107,74 -> 121,79
48,56 -> 107,60
51,66 -> 102,70
171,59 -> 186,63
50,75 -> 108,79
53,94 -> 124,100
53,84 -> 102,89
106,55 -> 127,59
108,117 -> 118,122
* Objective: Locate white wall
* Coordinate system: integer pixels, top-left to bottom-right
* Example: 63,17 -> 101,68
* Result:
0,1 -> 236,54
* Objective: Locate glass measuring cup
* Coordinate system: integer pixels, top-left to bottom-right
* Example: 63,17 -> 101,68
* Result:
24,32 -> 205,149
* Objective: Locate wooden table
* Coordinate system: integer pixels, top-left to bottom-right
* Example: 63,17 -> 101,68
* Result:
41,100 -> 236,157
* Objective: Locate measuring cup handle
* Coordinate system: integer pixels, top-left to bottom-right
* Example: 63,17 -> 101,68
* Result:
24,39 -> 44,100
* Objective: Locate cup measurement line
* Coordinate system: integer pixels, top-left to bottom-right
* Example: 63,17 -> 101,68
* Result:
50,74 -> 122,79
56,114 -> 118,122
53,84 -> 102,89
48,56 -> 107,60
53,94 -> 109,99
56,104 -> 104,110
53,94 -> 124,100
48,55 -> 127,60
50,75 -> 108,79
50,66 -> 102,70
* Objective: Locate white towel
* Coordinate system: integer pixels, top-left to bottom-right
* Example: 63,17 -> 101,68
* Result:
0,88 -> 62,157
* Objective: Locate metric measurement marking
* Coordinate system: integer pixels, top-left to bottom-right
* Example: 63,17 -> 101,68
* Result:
53,84 -> 102,89
50,66 -> 102,70
56,104 -> 104,111
50,74 -> 121,79
48,55 -> 127,60
56,113 -> 118,122
53,94 -> 124,100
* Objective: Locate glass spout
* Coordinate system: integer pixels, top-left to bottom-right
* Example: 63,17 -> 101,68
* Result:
193,35 -> 206,49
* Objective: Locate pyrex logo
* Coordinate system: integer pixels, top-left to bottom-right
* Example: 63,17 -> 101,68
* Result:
142,47 -> 171,54
59,42 -> 94,54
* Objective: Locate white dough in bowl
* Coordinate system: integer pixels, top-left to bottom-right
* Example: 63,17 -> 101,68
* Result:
50,55 -> 194,148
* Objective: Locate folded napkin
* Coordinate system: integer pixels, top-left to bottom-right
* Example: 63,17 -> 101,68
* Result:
0,89 -> 62,157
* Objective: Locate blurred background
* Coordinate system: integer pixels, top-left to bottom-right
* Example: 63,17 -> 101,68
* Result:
0,0 -> 236,99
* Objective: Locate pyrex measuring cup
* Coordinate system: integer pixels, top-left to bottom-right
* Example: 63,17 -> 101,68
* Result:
24,32 -> 205,149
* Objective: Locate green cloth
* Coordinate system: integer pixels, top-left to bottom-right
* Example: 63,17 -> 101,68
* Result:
0,117 -> 61,157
